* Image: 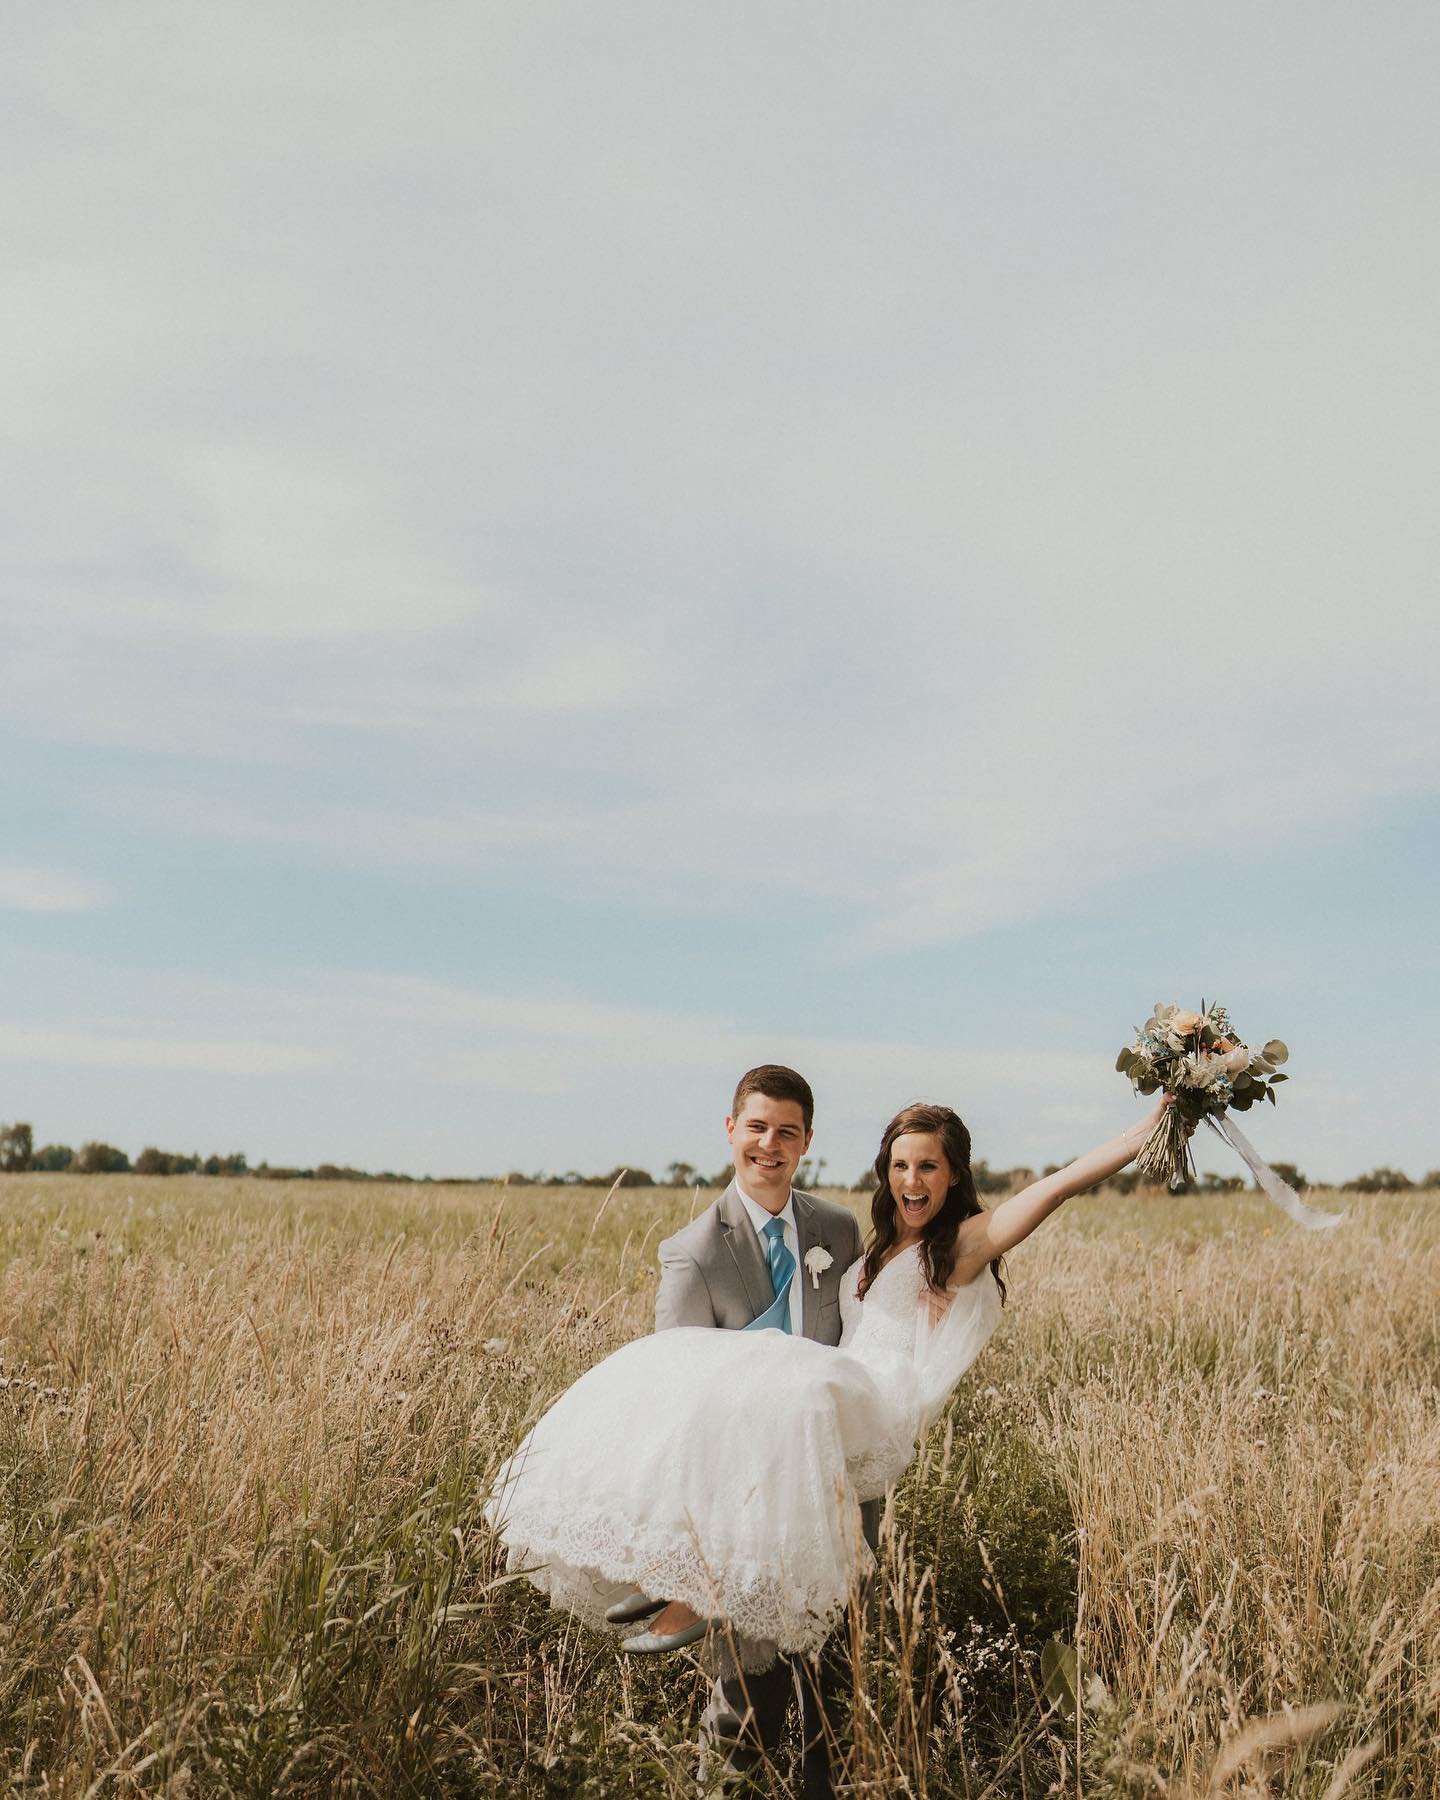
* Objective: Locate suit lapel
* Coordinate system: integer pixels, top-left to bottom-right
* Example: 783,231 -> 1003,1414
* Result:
718,1182 -> 773,1321
792,1190 -> 823,1340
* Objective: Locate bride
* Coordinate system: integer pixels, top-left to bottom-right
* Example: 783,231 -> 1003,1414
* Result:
486,1091 -> 1174,1665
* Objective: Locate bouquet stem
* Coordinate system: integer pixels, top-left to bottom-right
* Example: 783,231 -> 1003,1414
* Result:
1133,1107 -> 1196,1191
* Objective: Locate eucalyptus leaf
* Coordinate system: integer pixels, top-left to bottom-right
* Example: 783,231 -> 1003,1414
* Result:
1116,1049 -> 1133,1073
1137,1077 -> 1159,1095
1266,1084 -> 1277,1104
1263,1040 -> 1289,1064
1231,1093 -> 1253,1110
1270,1072 -> 1288,1083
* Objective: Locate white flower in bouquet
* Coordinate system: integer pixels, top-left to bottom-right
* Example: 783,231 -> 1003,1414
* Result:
1178,1052 -> 1231,1090
1176,1053 -> 1203,1088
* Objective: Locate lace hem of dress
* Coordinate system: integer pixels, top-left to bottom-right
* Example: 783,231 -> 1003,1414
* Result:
496,1501 -> 878,1670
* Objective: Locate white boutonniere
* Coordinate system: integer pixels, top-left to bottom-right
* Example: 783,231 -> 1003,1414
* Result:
803,1246 -> 834,1290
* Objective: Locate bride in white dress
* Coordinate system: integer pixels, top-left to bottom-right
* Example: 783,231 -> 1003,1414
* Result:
487,1093 -> 1172,1664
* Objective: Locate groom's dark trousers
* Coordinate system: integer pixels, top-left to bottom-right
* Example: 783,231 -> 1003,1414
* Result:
701,1500 -> 881,1798
655,1182 -> 868,1798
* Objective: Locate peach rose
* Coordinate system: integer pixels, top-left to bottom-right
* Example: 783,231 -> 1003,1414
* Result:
1169,1010 -> 1203,1036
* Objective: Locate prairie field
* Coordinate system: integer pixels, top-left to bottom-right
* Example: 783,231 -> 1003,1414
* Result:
0,1174 -> 1436,1798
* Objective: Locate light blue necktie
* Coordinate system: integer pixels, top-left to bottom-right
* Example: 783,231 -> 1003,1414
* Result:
744,1216 -> 795,1333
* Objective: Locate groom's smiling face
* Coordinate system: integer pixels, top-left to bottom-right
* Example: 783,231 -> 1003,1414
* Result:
726,1093 -> 812,1210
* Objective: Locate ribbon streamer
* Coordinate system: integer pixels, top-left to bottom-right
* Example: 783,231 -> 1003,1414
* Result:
1205,1115 -> 1344,1231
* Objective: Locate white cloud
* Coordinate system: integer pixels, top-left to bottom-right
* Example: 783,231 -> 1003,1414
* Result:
0,867 -> 112,914
0,1023 -> 328,1077
6,0 -> 1432,933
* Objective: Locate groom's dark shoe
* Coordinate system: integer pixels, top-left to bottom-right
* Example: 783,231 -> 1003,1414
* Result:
698,1683 -> 785,1795
604,1590 -> 664,1626
702,1666 -> 830,1792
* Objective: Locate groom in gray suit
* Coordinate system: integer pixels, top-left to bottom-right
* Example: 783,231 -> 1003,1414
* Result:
654,1063 -> 868,1798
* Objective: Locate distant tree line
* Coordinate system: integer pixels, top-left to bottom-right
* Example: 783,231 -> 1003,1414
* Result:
0,1127 -> 254,1177
2,1122 -> 1437,1193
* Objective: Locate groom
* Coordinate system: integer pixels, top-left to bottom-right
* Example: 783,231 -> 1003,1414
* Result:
652,1063 -> 869,1798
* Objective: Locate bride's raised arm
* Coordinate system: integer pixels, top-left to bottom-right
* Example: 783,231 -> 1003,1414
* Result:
951,1095 -> 1172,1282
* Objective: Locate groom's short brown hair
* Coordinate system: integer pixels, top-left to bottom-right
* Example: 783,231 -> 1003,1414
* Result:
731,1064 -> 815,1132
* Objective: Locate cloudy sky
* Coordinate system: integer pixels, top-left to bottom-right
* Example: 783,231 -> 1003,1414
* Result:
3,5 -> 1436,1184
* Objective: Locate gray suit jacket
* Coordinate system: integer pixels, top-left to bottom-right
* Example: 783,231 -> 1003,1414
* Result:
655,1180 -> 863,1345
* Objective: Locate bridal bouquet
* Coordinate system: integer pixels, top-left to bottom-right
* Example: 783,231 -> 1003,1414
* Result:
1117,1001 -> 1342,1230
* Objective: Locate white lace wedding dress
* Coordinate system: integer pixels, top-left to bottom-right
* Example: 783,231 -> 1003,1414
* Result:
487,1244 -> 1003,1663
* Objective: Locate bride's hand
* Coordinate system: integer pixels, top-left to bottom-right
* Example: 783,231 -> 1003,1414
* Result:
1152,1093 -> 1196,1138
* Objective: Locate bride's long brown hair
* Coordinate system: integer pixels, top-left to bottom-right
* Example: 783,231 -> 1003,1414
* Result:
860,1103 -> 1006,1303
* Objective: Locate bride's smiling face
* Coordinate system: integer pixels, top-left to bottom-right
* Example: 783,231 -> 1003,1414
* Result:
887,1132 -> 954,1241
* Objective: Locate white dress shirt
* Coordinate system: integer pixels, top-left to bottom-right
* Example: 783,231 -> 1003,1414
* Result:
734,1181 -> 802,1335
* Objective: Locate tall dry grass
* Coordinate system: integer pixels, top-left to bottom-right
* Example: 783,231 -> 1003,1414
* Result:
0,1174 -> 1435,1795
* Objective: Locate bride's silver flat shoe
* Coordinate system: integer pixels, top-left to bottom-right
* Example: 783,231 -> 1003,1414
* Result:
620,1617 -> 718,1654
604,1590 -> 665,1626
